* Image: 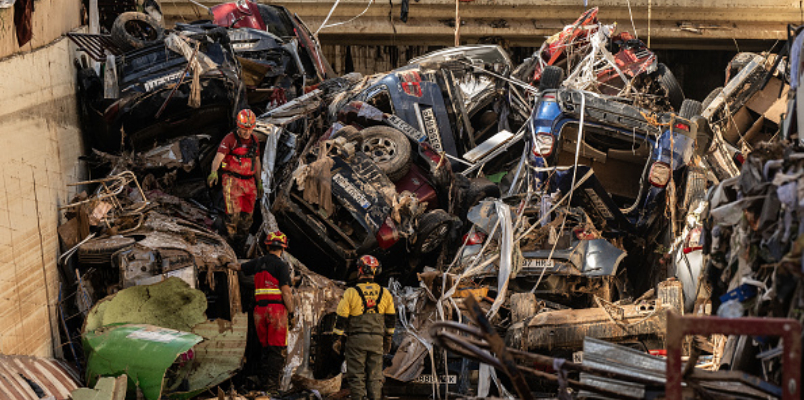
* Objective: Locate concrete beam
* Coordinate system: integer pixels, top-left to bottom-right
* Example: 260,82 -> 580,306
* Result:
162,0 -> 800,49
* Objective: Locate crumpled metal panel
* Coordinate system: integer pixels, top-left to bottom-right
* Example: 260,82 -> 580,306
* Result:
0,354 -> 81,400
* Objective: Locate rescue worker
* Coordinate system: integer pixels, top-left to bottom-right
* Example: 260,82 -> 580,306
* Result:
208,109 -> 262,246
333,255 -> 396,400
228,231 -> 296,395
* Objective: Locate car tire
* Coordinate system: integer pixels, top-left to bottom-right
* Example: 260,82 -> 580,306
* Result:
681,166 -> 707,213
111,12 -> 165,51
332,125 -> 363,148
727,52 -> 759,81
654,63 -> 684,111
539,65 -> 565,91
412,209 -> 452,255
678,99 -> 702,119
462,178 -> 501,217
359,126 -> 412,181
702,87 -> 723,110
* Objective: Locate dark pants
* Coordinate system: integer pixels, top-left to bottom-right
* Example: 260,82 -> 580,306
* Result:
261,345 -> 285,393
345,334 -> 384,400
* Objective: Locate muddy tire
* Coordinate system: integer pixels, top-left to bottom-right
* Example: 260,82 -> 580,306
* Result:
727,52 -> 759,81
702,87 -> 723,110
413,209 -> 453,255
679,99 -> 702,119
654,63 -> 684,112
539,65 -> 565,91
681,166 -> 707,212
360,126 -> 412,181
332,125 -> 363,148
461,178 -> 501,218
111,12 -> 164,51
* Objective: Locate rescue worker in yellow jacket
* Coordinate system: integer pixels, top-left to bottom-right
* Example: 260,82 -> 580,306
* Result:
333,255 -> 396,400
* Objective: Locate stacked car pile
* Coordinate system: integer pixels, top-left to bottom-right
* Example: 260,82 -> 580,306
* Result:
55,4 -> 802,399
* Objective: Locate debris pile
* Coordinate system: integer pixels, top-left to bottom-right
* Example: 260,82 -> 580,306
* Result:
50,3 -> 804,399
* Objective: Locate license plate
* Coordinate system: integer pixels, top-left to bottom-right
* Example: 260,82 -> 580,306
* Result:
420,107 -> 443,152
333,173 -> 371,209
385,114 -> 425,142
413,374 -> 457,384
523,259 -> 555,270
573,351 -> 583,363
143,71 -> 184,92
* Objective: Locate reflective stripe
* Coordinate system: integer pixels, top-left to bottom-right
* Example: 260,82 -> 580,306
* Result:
256,288 -> 282,295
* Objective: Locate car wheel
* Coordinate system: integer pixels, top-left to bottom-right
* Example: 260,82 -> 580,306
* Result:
111,12 -> 164,51
727,52 -> 759,81
461,178 -> 501,218
331,125 -> 363,148
654,63 -> 684,112
681,166 -> 707,213
360,126 -> 412,181
539,65 -> 565,91
413,209 -> 452,255
679,99 -> 702,119
702,87 -> 723,110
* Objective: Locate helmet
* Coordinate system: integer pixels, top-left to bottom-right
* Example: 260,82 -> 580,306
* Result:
265,231 -> 288,248
236,109 -> 257,130
356,255 -> 380,276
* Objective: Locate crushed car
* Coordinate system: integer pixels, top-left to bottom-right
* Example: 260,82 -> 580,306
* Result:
339,45 -> 532,176
73,21 -> 242,153
514,7 -> 684,112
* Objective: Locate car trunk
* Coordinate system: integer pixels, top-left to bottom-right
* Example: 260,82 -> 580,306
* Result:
555,121 -> 653,205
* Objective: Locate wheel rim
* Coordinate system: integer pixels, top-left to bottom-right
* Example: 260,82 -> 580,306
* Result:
420,223 -> 449,253
362,137 -> 397,164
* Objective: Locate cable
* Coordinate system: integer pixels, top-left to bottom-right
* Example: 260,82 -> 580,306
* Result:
315,0 -> 375,37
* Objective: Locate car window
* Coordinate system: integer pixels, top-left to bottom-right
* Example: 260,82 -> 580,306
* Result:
257,5 -> 295,37
366,86 -> 395,114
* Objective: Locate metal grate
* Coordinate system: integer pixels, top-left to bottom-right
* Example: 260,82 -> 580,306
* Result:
66,32 -> 125,62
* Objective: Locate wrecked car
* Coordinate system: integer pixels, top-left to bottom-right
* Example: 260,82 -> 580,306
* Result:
343,45 -> 530,176
76,25 -> 242,153
701,52 -> 789,181
273,137 -> 458,279
514,7 -> 684,112
525,83 -> 702,297
212,0 -> 334,103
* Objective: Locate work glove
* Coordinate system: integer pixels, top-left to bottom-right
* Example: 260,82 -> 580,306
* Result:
288,312 -> 297,330
256,179 -> 264,196
332,336 -> 345,355
383,335 -> 393,354
207,171 -> 219,187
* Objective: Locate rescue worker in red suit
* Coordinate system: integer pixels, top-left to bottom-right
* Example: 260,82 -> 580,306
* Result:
333,255 -> 396,400
208,109 -> 262,246
228,231 -> 296,395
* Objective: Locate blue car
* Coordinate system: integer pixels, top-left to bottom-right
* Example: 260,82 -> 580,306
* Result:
522,86 -> 703,298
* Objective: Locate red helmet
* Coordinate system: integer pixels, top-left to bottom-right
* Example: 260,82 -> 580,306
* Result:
236,109 -> 257,130
265,231 -> 288,248
356,255 -> 380,276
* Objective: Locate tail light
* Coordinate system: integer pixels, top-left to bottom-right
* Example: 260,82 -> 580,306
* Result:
400,71 -> 423,97
376,217 -> 400,250
573,228 -> 597,240
733,152 -> 745,166
673,122 -> 689,131
531,133 -> 555,157
649,350 -> 667,357
649,162 -> 671,187
401,82 -> 422,97
683,226 -> 703,254
462,232 -> 486,246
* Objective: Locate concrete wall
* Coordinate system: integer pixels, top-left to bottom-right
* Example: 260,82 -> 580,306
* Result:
0,36 -> 86,357
0,0 -> 82,59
